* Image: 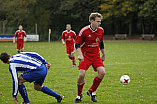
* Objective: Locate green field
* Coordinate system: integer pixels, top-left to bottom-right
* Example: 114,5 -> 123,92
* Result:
0,42 -> 157,104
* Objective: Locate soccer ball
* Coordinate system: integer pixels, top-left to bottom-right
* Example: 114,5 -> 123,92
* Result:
120,75 -> 130,85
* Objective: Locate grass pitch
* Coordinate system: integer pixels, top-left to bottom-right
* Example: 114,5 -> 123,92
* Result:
0,42 -> 157,104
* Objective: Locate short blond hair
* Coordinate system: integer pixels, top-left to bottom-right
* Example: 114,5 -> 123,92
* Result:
89,12 -> 103,22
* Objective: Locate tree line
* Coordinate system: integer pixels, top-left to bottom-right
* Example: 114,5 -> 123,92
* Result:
0,0 -> 157,41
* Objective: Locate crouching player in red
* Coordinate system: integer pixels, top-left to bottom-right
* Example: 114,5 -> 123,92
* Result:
62,24 -> 76,67
13,25 -> 27,53
0,52 -> 64,104
74,12 -> 105,103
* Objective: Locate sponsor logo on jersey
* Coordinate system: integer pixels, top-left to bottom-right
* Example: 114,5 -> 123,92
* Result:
88,43 -> 99,47
96,37 -> 99,42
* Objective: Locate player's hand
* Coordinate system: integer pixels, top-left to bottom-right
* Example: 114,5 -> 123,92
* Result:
101,54 -> 105,61
62,42 -> 65,45
78,54 -> 84,63
45,63 -> 51,69
13,97 -> 18,104
13,40 -> 15,43
24,38 -> 27,42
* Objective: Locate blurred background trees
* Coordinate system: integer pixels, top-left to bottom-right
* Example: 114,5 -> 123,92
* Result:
0,0 -> 157,41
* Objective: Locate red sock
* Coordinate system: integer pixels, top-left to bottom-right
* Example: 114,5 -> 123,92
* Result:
77,81 -> 85,96
71,56 -> 75,65
89,76 -> 102,93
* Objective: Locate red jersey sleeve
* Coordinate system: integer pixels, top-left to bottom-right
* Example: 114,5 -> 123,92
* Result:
73,32 -> 76,39
14,31 -> 18,37
61,31 -> 65,39
75,29 -> 85,45
24,31 -> 27,37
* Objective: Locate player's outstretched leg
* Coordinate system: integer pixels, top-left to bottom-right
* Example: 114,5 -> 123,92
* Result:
87,67 -> 105,102
41,86 -> 64,102
87,75 -> 102,102
18,84 -> 30,104
34,85 -> 64,102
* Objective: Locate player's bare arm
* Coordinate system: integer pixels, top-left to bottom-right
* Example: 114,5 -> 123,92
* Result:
24,37 -> 27,42
75,43 -> 84,62
77,48 -> 84,63
99,41 -> 105,61
61,39 -> 65,45
13,37 -> 15,43
100,49 -> 105,61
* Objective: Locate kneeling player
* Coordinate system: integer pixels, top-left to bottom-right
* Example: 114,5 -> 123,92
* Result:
0,52 -> 64,104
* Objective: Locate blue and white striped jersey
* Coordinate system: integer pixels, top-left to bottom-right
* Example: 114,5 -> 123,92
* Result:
9,52 -> 48,98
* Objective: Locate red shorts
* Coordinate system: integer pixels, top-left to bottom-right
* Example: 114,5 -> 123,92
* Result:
79,53 -> 104,71
66,44 -> 75,55
17,42 -> 24,50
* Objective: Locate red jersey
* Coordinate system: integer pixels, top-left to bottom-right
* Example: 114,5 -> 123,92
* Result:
62,30 -> 76,44
75,25 -> 104,55
14,30 -> 27,42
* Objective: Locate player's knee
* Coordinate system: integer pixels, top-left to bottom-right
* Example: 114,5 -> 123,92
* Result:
101,68 -> 105,76
79,72 -> 85,79
34,85 -> 42,91
18,79 -> 22,85
18,76 -> 24,85
102,70 -> 105,76
98,67 -> 105,76
79,74 -> 85,79
34,86 -> 40,91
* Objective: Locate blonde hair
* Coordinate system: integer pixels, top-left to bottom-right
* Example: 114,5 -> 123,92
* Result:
89,12 -> 103,22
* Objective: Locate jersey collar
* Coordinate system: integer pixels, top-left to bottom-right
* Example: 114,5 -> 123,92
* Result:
66,30 -> 71,33
18,30 -> 23,33
89,25 -> 97,32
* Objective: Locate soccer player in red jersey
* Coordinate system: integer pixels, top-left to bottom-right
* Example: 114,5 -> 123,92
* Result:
13,25 -> 27,53
62,24 -> 76,67
74,13 -> 105,103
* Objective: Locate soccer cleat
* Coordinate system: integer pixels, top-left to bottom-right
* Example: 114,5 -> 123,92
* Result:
87,90 -> 97,102
74,95 -> 83,103
72,60 -> 76,67
72,65 -> 76,67
21,102 -> 31,104
57,95 -> 64,103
